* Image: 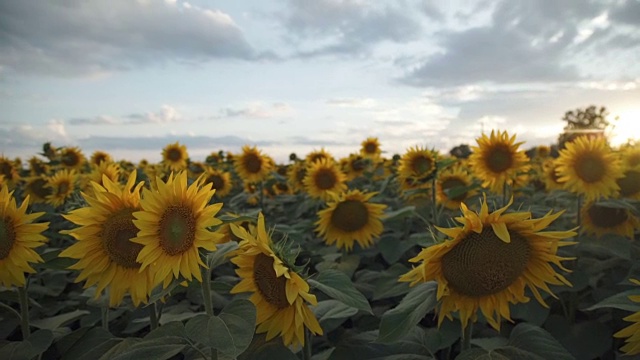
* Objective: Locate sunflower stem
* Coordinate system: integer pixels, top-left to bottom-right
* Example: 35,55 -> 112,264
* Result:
259,181 -> 265,211
576,194 -> 583,228
149,302 -> 159,331
303,328 -> 312,360
461,323 -> 473,352
101,306 -> 109,332
18,286 -> 30,340
431,175 -> 438,226
502,181 -> 509,207
202,267 -> 214,317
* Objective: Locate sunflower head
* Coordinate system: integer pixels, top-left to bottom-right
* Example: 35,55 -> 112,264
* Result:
28,156 -> 49,176
614,279 -> 640,355
436,167 -> 476,210
342,154 -> 369,181
59,147 -> 86,171
235,145 -> 273,183
400,195 -> 576,331
303,158 -> 347,201
398,146 -> 437,181
162,142 -> 189,172
287,161 -> 307,193
0,156 -> 20,188
90,150 -> 113,166
581,201 -> 637,239
203,167 -> 233,198
23,176 -> 53,205
360,137 -> 382,159
83,162 -> 121,193
46,169 -> 78,207
617,168 -> 640,200
620,145 -> 640,169
305,148 -> 333,165
536,145 -> 551,159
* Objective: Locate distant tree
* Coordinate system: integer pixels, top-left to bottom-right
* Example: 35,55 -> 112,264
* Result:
557,105 -> 613,149
449,144 -> 472,159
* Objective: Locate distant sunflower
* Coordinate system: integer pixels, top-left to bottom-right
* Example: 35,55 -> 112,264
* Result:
60,171 -> 154,307
555,136 -> 623,201
342,154 -> 368,181
620,145 -> 640,169
536,145 -> 551,159
132,171 -> 224,288
188,161 -> 207,180
235,146 -> 273,183
202,167 -> 233,198
400,195 -> 576,331
541,159 -> 565,192
315,190 -> 386,251
614,279 -> 640,355
0,156 -> 20,188
23,176 -> 52,205
360,137 -> 382,159
398,146 -> 437,181
90,150 -> 113,166
229,213 -> 322,347
272,181 -> 292,196
287,161 -> 307,193
303,159 -> 347,201
46,169 -> 78,207
436,167 -> 476,210
468,130 -> 530,194
581,201 -> 637,239
617,168 -> 640,200
83,162 -> 121,193
162,142 -> 188,172
305,148 -> 333,165
0,185 -> 49,288
28,157 -> 49,176
59,147 -> 86,171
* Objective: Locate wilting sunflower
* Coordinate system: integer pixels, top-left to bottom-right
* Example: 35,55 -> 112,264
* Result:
614,279 -> 640,355
0,156 -> 20,188
162,142 -> 189,172
287,161 -> 307,193
46,169 -> 78,207
436,167 -> 476,210
303,159 -> 347,201
305,148 -> 333,165
202,167 -> 233,198
89,150 -> 113,166
400,195 -> 576,331
60,171 -> 154,307
229,213 -> 322,347
360,137 -> 382,159
235,145 -> 273,183
23,176 -> 52,205
59,147 -> 86,171
580,201 -> 637,239
315,190 -> 386,251
617,167 -> 640,200
0,186 -> 49,288
132,171 -> 224,288
555,136 -> 623,201
398,146 -> 437,181
468,130 -> 530,194
541,159 -> 565,192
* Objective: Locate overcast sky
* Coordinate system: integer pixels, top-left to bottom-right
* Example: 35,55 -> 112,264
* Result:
1,0 -> 639,163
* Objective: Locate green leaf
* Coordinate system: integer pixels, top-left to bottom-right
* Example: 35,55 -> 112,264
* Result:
377,282 -> 437,344
583,289 -> 640,312
145,321 -> 188,340
238,334 -> 298,360
313,300 -> 358,333
0,329 -> 54,360
371,264 -> 412,301
207,241 -> 239,269
309,269 -> 372,314
184,314 -> 210,346
208,298 -> 256,358
507,322 -> 574,360
382,206 -> 416,222
57,327 -> 116,360
471,337 -> 509,351
455,348 -> 508,360
378,234 -> 416,264
111,342 -> 186,360
31,310 -> 90,330
98,339 -> 141,360
544,316 -> 609,360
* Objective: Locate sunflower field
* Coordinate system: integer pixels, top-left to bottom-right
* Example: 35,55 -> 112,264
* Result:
1,130 -> 639,360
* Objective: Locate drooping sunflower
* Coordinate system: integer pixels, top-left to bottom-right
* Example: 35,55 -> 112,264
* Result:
202,167 -> 233,198
315,190 -> 386,251
398,146 -> 437,182
400,195 -> 576,331
59,146 -> 86,171
360,137 -> 382,159
234,145 -> 273,183
229,213 -> 322,347
436,167 -> 476,210
468,130 -> 530,194
60,171 -> 154,307
0,156 -> 20,188
162,142 -> 189,172
22,176 -> 52,205
614,279 -> 640,356
89,150 -> 113,166
580,201 -> 637,239
46,169 -> 78,207
132,171 -> 224,288
303,159 -> 347,201
0,185 -> 49,288
555,136 -> 623,201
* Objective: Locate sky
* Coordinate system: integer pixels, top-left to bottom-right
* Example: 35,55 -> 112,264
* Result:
1,0 -> 640,163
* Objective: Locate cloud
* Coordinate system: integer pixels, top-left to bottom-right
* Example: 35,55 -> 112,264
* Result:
77,134 -> 272,151
0,119 -> 72,150
326,98 -> 377,108
0,0 -> 261,77
68,105 -> 183,125
214,102 -> 293,119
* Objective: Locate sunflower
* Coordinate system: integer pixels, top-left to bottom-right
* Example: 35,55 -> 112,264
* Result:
59,147 -> 86,171
23,176 -> 52,205
161,142 -> 188,172
541,159 -> 565,192
0,185 -> 49,288
342,154 -> 369,181
60,171 -> 154,307
132,171 -> 224,288
398,146 -> 437,182
83,162 -> 121,193
0,156 -> 20,188
287,161 -> 307,193
614,279 -> 640,355
28,157 -> 49,176
617,167 -> 640,200
436,167 -> 476,210
303,159 -> 347,201
400,195 -> 576,331
536,145 -> 551,159
315,190 -> 386,251
397,175 -> 431,200
218,213 -> 256,244
468,130 -> 530,194
360,137 -> 382,159
202,167 -> 233,198
89,150 -> 113,166
188,161 -> 207,180
46,169 -> 78,207
229,213 -> 322,347
580,201 -> 637,239
620,145 -> 640,169
235,146 -> 273,183
555,136 -> 623,201
305,148 -> 333,165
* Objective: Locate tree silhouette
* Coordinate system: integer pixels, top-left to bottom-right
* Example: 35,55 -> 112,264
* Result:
557,105 -> 613,148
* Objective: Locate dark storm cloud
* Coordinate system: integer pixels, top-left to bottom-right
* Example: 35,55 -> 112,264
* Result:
0,0 -> 262,77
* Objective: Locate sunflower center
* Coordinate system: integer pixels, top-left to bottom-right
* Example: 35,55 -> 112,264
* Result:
351,157 -> 366,172
441,178 -> 467,201
62,151 -> 80,167
574,153 -> 605,183
411,156 -> 433,176
158,205 -> 196,256
57,181 -> 71,195
207,174 -> 226,190
296,168 -> 307,183
253,253 -> 289,309
0,162 -> 14,180
485,145 -> 513,173
586,204 -> 628,228
364,143 -> 378,154
102,209 -> 143,268
0,217 -> 16,260
617,170 -> 640,198
441,228 -> 531,297
167,148 -> 183,162
314,169 -> 338,190
29,178 -> 52,199
330,200 -> 369,232
243,154 -> 262,174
